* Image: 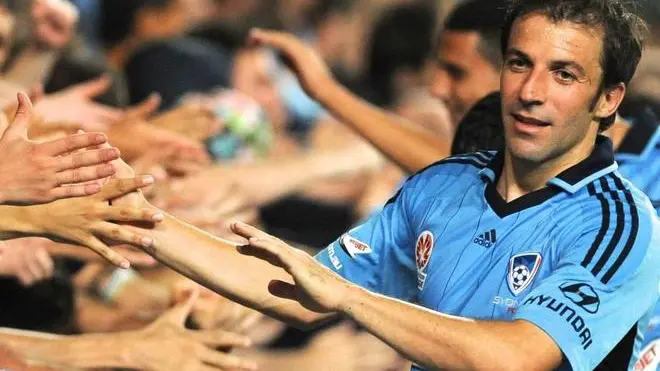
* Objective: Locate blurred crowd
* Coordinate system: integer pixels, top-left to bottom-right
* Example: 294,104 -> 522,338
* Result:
0,0 -> 656,370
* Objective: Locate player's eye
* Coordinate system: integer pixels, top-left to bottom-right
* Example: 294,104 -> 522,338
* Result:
554,70 -> 577,84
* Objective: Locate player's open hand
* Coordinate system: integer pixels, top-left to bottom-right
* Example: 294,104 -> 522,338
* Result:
29,177 -> 164,268
0,93 -> 122,205
247,28 -> 334,101
231,221 -> 352,314
124,289 -> 257,371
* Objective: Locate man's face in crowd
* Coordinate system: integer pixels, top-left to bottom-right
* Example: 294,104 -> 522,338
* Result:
232,48 -> 286,130
500,13 -> 608,164
429,31 -> 500,124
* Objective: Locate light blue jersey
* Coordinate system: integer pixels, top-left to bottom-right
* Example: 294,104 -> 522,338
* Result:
316,136 -> 660,371
618,108 -> 660,371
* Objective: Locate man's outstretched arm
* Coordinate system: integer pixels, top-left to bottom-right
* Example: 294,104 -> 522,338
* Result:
130,213 -> 333,328
232,223 -> 563,371
249,29 -> 450,174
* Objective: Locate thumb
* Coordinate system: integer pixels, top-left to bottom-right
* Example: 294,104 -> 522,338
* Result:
7,92 -> 33,138
164,288 -> 199,326
72,75 -> 112,98
125,93 -> 161,120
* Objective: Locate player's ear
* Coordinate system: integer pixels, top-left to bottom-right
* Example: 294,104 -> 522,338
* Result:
593,83 -> 625,121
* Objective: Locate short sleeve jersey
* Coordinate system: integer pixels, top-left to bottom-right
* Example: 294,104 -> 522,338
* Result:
315,136 -> 660,371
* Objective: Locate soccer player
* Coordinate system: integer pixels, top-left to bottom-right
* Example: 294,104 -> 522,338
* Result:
108,0 -> 660,370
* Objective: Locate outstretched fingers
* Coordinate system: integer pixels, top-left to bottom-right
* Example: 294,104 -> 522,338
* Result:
230,221 -> 272,240
237,236 -> 291,271
80,236 -> 130,269
54,147 -> 120,173
92,222 -> 155,249
96,176 -> 155,200
39,132 -> 109,156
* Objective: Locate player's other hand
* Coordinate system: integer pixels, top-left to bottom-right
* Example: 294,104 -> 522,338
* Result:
248,28 -> 334,102
0,93 -> 122,205
122,289 -> 257,371
231,222 -> 352,314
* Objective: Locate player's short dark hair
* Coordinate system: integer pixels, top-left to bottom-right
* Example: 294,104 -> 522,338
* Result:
99,0 -> 172,48
442,0 -> 509,70
451,92 -> 505,155
501,0 -> 647,131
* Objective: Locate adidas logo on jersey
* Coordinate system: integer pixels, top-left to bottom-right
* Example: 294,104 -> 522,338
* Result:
474,229 -> 497,248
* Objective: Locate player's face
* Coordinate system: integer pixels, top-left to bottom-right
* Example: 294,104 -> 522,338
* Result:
500,13 -> 606,164
429,31 -> 500,125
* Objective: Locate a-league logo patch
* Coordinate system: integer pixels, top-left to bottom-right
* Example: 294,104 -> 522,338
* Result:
507,252 -> 542,296
415,231 -> 434,290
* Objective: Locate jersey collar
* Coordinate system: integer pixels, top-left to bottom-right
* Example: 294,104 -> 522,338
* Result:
479,135 -> 618,195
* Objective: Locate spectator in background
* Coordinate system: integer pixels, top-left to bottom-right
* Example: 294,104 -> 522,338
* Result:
124,37 -> 233,111
626,0 -> 660,115
99,0 -> 191,69
355,0 -> 436,108
428,0 -> 506,125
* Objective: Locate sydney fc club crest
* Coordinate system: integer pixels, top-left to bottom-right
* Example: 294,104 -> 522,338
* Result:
507,252 -> 542,296
416,231 -> 434,290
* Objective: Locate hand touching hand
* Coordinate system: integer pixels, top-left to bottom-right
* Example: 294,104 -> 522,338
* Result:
28,177 -> 164,268
0,93 -> 120,205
